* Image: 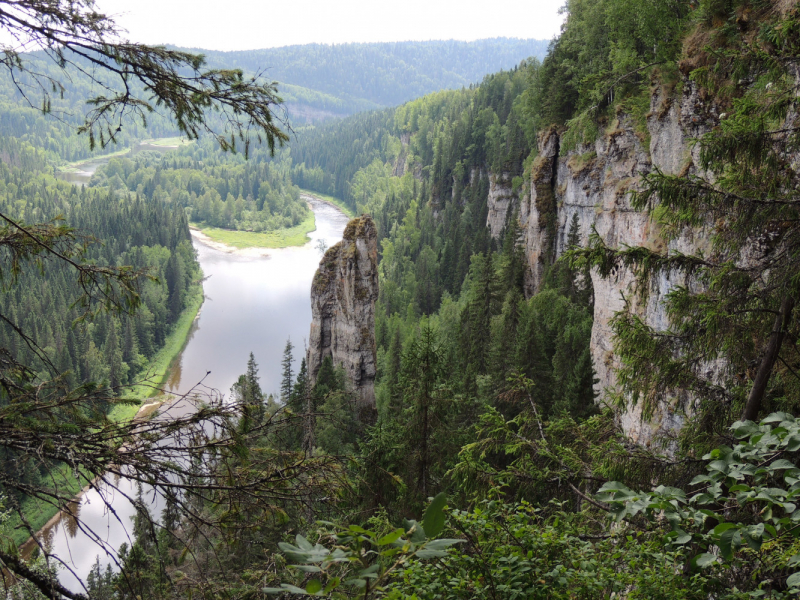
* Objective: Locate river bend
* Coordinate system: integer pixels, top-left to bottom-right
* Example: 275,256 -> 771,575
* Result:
24,198 -> 349,589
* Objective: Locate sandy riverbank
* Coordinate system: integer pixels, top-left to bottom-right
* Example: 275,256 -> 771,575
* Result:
188,197 -> 334,256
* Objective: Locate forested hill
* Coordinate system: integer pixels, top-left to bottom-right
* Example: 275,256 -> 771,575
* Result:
0,38 -> 546,165
245,2 -> 800,597
289,62 -> 534,214
180,39 -> 549,121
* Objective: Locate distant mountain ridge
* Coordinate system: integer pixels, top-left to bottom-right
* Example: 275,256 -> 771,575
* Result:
0,39 -> 549,162
179,39 -> 549,122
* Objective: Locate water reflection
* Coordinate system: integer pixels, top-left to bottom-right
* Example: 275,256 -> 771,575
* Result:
164,318 -> 200,392
20,198 -> 350,590
63,501 -> 81,539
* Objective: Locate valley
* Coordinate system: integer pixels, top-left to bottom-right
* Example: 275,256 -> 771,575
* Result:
21,198 -> 349,590
0,3 -> 797,599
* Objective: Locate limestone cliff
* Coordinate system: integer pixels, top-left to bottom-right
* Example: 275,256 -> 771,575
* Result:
503,83 -> 721,446
485,172 -> 518,239
307,215 -> 379,413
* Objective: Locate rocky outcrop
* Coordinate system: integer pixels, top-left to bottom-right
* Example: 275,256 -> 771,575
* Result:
518,84 -> 718,446
521,127 -> 561,294
486,171 -> 516,239
393,133 -> 412,177
307,215 -> 379,413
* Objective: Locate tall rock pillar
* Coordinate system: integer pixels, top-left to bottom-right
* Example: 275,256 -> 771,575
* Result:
306,215 -> 379,415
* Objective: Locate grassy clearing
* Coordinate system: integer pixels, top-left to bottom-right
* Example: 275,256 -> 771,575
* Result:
57,136 -> 192,173
192,212 -> 317,249
299,188 -> 355,218
9,286 -> 204,547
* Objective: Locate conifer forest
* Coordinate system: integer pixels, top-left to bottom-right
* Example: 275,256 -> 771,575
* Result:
0,1 -> 799,599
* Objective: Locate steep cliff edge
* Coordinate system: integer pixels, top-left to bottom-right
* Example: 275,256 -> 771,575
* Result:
307,215 -> 379,413
504,84 -> 720,446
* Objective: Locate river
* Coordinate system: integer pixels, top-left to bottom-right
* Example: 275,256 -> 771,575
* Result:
56,156 -> 120,186
22,198 -> 350,591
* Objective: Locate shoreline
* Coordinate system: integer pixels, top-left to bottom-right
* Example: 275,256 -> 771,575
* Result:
18,393 -> 174,559
299,189 -> 355,218
189,226 -> 276,257
14,289 -> 204,549
189,198 -> 343,255
17,198 -> 349,559
300,192 -> 339,212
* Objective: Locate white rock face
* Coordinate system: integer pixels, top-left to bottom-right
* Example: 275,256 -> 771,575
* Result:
520,127 -> 561,293
486,171 -> 516,239
307,216 -> 379,413
393,133 -> 412,177
518,85 -> 717,445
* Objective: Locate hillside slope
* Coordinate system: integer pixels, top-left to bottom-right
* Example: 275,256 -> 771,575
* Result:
186,39 -> 549,121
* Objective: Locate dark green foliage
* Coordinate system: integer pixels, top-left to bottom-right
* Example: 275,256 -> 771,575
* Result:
599,414 -> 800,598
284,49 -> 598,520
135,3 -> 800,600
86,558 -> 116,600
16,2 -> 797,598
460,253 -> 502,382
398,326 -> 448,504
384,501 -> 713,600
275,357 -> 311,452
264,493 -> 464,598
114,487 -> 169,600
0,137 -> 205,578
509,289 -> 596,419
316,389 -> 359,457
289,109 -> 396,210
290,64 -> 538,213
313,357 -> 360,456
534,0 -> 692,129
570,2 -> 800,430
281,338 -> 295,403
90,142 -> 310,232
361,324 -> 482,516
231,352 -> 267,428
0,137 -> 200,393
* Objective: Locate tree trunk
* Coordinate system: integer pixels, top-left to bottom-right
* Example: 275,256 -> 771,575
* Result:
742,296 -> 794,422
302,382 -> 315,455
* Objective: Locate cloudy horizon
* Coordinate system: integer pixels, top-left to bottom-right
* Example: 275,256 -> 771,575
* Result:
95,0 -> 566,52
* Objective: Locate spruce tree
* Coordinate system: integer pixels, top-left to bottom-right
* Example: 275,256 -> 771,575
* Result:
231,352 -> 265,427
461,253 -> 500,378
86,558 -> 116,600
400,325 -> 445,506
104,321 -> 124,390
280,338 -> 294,403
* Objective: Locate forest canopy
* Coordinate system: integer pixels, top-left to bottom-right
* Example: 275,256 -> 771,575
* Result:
2,0 -> 800,599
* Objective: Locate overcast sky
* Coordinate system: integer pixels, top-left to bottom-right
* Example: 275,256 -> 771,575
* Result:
94,0 -> 566,51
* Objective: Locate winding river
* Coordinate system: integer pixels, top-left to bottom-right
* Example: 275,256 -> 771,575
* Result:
23,198 -> 350,590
